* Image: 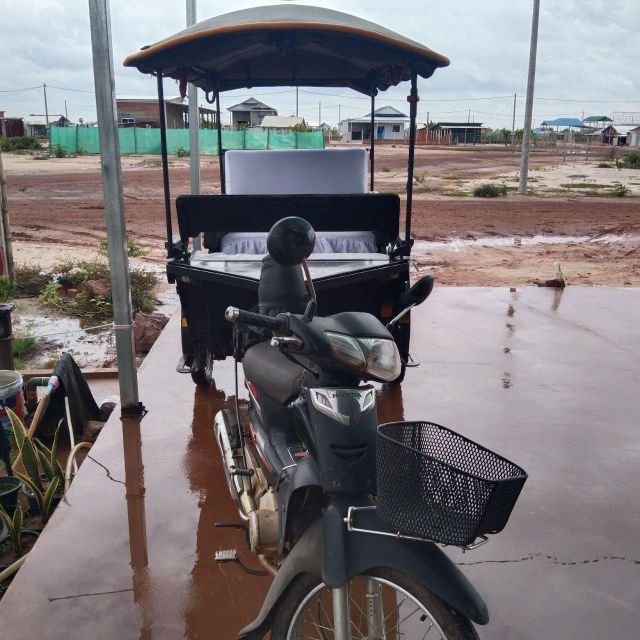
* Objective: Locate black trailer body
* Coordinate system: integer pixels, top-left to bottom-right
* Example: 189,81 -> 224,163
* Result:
172,194 -> 411,374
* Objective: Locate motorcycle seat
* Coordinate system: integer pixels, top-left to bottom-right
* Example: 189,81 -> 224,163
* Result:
243,341 -> 310,405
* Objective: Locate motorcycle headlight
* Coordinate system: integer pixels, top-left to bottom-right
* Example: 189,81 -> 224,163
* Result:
325,333 -> 401,382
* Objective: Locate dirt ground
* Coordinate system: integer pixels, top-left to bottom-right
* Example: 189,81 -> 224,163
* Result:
3,145 -> 639,286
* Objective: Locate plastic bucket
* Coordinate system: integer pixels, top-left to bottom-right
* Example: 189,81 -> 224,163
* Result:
0,370 -> 25,431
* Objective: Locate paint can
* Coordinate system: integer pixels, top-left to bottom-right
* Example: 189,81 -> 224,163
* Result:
0,370 -> 26,431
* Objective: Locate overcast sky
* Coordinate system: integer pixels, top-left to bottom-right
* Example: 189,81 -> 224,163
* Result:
1,0 -> 639,129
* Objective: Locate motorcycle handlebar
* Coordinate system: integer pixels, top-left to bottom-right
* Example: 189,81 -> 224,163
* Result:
225,306 -> 288,333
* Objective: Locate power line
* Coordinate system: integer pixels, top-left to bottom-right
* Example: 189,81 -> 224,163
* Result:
0,85 -> 43,93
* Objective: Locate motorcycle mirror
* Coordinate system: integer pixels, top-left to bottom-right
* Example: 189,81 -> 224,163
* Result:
267,217 -> 316,266
401,275 -> 434,307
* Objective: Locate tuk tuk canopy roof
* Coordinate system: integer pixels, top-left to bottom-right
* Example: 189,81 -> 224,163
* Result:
123,5 -> 449,95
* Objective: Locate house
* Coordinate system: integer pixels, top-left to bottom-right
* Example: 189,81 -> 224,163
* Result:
599,125 -> 635,146
627,126 -> 640,148
115,97 -> 216,129
24,115 -> 70,136
258,115 -> 304,132
426,122 -> 483,145
228,97 -> 277,129
338,106 -> 408,142
0,113 -> 24,138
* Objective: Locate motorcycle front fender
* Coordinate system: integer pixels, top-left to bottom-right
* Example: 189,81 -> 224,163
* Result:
238,498 -> 488,638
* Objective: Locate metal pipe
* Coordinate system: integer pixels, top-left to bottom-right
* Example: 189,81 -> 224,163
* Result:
186,0 -> 201,250
404,71 -> 419,255
370,90 -> 376,191
0,303 -> 15,370
215,91 -> 225,194
157,74 -> 174,258
88,0 -> 140,412
332,584 -> 351,640
519,0 -> 541,194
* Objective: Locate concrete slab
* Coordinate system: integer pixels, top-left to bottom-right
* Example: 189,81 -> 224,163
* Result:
0,287 -> 638,639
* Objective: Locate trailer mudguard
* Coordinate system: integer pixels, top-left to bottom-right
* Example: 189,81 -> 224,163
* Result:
239,498 -> 488,638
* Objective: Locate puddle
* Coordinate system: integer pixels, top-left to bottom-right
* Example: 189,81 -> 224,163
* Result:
414,233 -> 640,253
14,312 -> 114,368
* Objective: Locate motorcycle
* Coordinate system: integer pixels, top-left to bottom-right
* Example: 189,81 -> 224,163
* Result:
215,217 -> 526,639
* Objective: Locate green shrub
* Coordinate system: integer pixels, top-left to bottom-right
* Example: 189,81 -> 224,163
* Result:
381,166 -> 391,173
51,144 -> 67,158
174,146 -> 188,158
39,280 -> 61,306
0,136 -> 41,152
612,182 -> 630,197
473,183 -> 507,198
0,275 -> 16,302
622,151 -> 640,169
596,162 -> 612,168
413,171 -> 427,184
98,237 -> 146,258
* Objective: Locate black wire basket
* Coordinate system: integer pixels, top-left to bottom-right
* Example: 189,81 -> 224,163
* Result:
376,421 -> 527,546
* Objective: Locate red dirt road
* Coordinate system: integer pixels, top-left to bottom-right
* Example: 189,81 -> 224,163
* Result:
5,149 -> 640,285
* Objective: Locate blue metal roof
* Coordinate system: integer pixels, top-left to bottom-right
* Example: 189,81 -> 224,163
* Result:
541,118 -> 583,128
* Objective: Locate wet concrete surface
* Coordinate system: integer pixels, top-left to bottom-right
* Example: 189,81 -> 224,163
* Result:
0,287 -> 638,639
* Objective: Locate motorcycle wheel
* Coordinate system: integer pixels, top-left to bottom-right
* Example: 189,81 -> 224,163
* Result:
271,568 -> 478,640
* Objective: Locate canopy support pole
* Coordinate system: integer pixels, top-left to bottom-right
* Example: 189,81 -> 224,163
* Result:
157,74 -> 173,259
404,71 -> 419,256
186,0 -> 201,250
88,0 -> 140,413
370,91 -> 376,191
215,91 -> 225,194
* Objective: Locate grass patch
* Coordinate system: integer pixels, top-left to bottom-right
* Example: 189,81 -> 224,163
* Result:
414,186 -> 471,197
596,162 -> 612,168
98,237 -> 146,258
0,275 -> 16,302
622,151 -> 640,169
473,183 -> 507,198
12,335 -> 37,370
413,171 -> 427,184
567,174 -> 587,179
37,259 -> 158,322
560,183 -> 610,189
381,166 -> 391,173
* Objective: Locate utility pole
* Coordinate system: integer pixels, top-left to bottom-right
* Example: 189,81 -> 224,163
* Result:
64,99 -> 68,120
511,93 -> 517,148
186,0 -> 200,248
338,104 -> 341,123
0,151 -> 15,281
296,86 -> 299,117
467,109 -> 470,123
519,0 -> 541,194
318,102 -> 321,126
43,83 -> 50,138
88,0 -> 140,412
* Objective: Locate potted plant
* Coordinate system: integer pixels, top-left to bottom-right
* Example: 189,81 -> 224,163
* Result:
0,476 -> 21,516
7,409 -> 62,525
0,504 -> 39,598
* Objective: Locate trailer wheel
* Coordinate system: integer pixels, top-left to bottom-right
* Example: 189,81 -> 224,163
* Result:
191,349 -> 215,387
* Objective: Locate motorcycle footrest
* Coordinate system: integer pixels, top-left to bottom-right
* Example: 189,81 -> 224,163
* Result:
405,353 -> 420,368
214,549 -> 239,563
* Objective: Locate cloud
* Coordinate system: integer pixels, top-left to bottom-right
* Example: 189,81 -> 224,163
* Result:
1,0 -> 638,128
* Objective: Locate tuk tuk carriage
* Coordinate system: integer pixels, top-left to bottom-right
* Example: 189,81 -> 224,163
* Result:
124,4 -> 450,386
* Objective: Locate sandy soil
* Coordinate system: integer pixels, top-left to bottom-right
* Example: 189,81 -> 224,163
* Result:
3,146 -> 639,287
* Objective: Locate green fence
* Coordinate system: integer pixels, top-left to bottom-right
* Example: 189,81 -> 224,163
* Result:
49,126 -> 324,155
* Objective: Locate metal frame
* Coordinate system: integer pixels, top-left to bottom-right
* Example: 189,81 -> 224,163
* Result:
343,506 -> 489,551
